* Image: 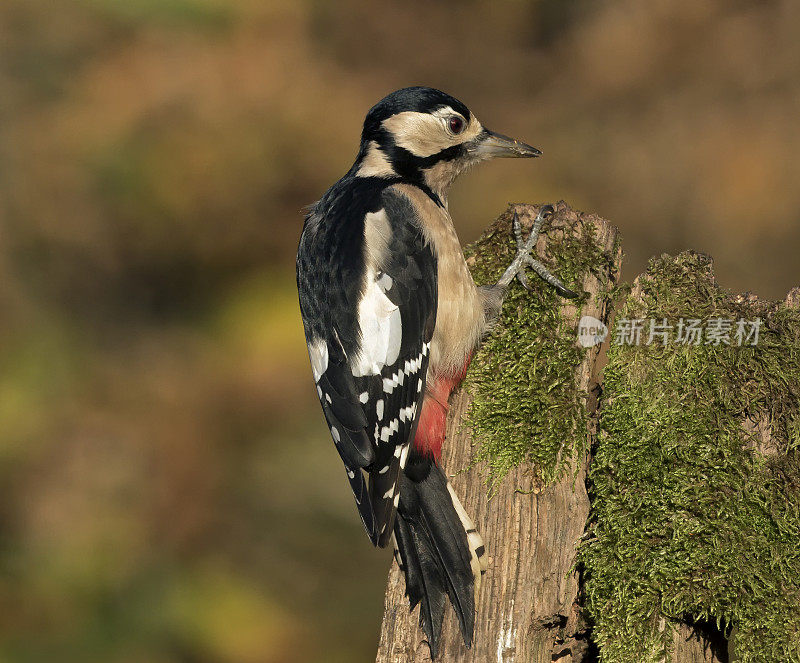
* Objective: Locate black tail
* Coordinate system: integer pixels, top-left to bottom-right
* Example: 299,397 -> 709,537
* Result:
392,452 -> 487,658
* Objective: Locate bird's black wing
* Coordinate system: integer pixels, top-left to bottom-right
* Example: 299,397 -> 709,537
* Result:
361,188 -> 437,547
297,180 -> 437,546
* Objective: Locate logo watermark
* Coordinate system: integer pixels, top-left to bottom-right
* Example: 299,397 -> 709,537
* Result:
578,316 -> 609,347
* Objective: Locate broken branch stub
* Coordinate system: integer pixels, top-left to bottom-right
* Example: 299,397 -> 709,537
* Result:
375,202 -> 622,663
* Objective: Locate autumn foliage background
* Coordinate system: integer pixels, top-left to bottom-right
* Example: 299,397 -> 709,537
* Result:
1,1 -> 799,662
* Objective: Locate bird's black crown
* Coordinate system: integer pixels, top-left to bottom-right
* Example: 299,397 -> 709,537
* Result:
361,87 -> 471,143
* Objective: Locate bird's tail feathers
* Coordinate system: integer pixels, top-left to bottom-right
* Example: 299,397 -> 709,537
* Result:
344,464 -> 376,543
392,458 -> 487,658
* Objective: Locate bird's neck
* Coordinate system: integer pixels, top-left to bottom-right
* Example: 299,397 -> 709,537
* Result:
352,141 -> 450,208
353,141 -> 396,179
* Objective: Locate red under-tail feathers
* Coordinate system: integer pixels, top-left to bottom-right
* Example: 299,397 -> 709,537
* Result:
413,354 -> 472,460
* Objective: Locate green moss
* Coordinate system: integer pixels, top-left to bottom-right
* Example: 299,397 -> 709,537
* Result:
579,252 -> 800,662
462,203 -> 615,492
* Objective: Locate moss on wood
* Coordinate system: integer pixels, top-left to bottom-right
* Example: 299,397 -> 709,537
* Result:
462,203 -> 616,492
579,251 -> 800,662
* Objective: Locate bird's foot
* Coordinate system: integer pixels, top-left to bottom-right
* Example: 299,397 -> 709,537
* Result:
496,204 -> 579,298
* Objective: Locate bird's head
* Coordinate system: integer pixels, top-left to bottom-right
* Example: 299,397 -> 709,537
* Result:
353,87 -> 540,202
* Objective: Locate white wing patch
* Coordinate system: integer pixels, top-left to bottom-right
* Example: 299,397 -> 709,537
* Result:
350,257 -> 402,377
308,337 -> 329,382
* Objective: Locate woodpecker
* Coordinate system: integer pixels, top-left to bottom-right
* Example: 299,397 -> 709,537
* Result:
296,87 -> 576,657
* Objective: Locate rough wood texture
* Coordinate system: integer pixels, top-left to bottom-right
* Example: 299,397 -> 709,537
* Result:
376,202 -> 622,663
670,623 -> 723,663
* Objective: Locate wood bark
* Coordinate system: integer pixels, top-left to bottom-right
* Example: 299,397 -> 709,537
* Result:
669,623 -> 723,663
375,202 -> 621,663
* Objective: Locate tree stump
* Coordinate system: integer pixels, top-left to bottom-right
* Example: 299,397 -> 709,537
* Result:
376,206 -> 800,663
375,202 -> 622,663
582,252 -> 800,663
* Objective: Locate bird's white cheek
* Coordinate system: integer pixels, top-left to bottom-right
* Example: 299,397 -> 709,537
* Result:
382,111 -> 451,158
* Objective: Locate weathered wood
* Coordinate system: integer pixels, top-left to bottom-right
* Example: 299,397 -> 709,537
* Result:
670,623 -> 723,663
375,202 -> 622,663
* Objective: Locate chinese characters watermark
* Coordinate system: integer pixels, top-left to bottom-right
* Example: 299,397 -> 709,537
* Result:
577,316 -> 763,347
613,317 -> 762,346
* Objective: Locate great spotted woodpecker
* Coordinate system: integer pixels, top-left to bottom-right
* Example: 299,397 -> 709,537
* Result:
296,87 -> 576,657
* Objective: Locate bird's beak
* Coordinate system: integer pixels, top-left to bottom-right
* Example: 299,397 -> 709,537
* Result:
468,128 -> 542,159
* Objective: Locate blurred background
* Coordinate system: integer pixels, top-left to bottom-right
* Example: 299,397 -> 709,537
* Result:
1,0 -> 798,661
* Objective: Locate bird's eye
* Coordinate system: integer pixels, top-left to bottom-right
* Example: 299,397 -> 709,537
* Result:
448,116 -> 465,135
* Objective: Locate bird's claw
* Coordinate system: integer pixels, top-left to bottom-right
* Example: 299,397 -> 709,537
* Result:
497,205 -> 579,298
515,264 -> 532,290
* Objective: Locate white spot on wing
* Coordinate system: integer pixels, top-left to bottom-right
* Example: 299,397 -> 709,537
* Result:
376,272 -> 393,291
359,391 -> 369,403
376,399 -> 384,420
399,444 -> 410,469
308,338 -> 328,382
380,426 -> 391,442
330,426 -> 340,443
